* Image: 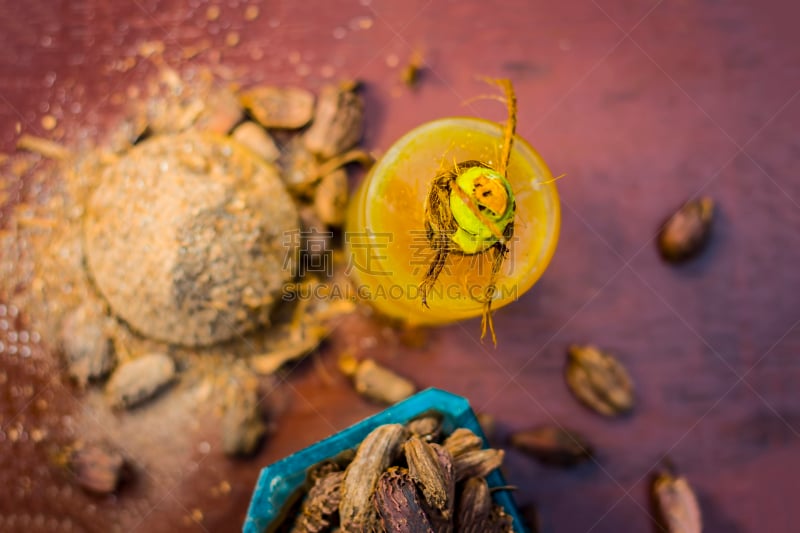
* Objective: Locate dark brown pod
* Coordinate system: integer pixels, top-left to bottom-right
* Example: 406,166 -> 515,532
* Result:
565,344 -> 635,417
303,83 -> 365,159
68,442 -> 129,494
406,413 -> 443,443
456,477 -> 492,533
510,426 -> 593,467
290,471 -> 344,533
650,465 -> 702,533
374,467 -> 435,533
404,436 -> 453,516
443,428 -> 483,458
452,448 -> 505,482
658,197 -> 714,262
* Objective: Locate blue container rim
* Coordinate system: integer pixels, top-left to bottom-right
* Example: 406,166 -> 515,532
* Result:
243,387 -> 527,532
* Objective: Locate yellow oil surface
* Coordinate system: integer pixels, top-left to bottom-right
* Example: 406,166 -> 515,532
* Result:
345,117 -> 560,325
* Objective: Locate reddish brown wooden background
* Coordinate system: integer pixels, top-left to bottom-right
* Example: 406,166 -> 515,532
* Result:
1,1 -> 799,532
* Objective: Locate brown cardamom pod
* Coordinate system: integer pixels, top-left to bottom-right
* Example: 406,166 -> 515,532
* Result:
239,86 -> 315,129
313,168 -> 349,227
374,467 -> 435,533
68,441 -> 129,494
456,477 -> 492,533
304,83 -> 365,159
452,448 -> 504,482
405,436 -> 452,515
290,471 -> 344,533
510,426 -> 593,467
443,428 -> 483,458
406,413 -> 443,443
565,344 -> 635,417
340,356 -> 416,405
658,197 -> 714,262
339,423 -> 408,530
428,443 -> 455,532
650,466 -> 702,533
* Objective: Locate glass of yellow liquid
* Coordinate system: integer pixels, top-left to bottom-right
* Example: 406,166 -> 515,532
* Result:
344,117 -> 560,326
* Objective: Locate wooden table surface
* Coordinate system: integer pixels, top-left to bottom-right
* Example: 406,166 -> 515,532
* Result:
1,1 -> 799,532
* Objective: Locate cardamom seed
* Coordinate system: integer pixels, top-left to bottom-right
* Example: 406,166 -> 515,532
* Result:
510,426 -> 593,467
658,197 -> 714,262
565,344 -> 635,417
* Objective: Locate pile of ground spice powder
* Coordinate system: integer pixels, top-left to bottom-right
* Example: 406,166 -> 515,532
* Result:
0,62 -> 368,517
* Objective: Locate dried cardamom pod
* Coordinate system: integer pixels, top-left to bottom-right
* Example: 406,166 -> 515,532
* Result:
240,86 -> 315,129
231,121 -> 281,162
340,356 -> 416,405
428,444 -> 455,532
443,428 -> 483,458
565,344 -> 635,417
510,426 -> 593,467
456,477 -> 492,533
278,136 -> 320,194
453,448 -> 504,482
291,471 -> 344,533
374,467 -> 434,533
194,87 -> 243,134
303,82 -> 365,158
406,413 -> 443,443
651,466 -> 702,533
313,168 -> 348,227
339,423 -> 408,530
658,197 -> 714,262
306,448 -> 355,483
105,353 -> 176,409
68,441 -> 129,495
404,436 -> 454,519
60,306 -> 116,387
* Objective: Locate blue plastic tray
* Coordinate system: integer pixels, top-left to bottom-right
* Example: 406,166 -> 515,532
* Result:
243,387 -> 527,532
